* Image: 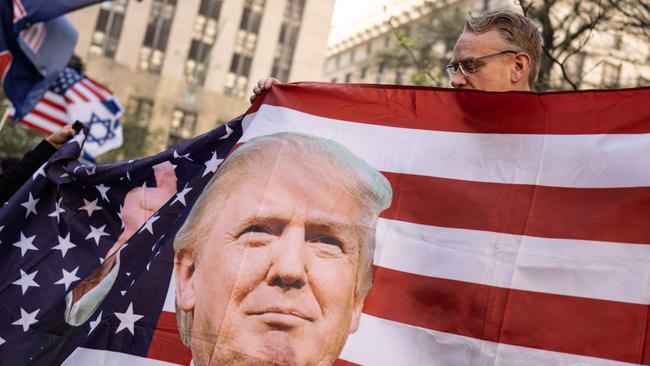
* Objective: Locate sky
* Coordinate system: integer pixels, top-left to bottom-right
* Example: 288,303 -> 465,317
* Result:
330,0 -> 393,27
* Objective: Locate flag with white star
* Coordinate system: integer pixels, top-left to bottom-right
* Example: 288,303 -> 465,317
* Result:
6,67 -> 124,161
0,114 -> 243,365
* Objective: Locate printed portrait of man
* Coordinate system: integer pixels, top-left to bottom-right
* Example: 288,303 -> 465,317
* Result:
172,132 -> 393,366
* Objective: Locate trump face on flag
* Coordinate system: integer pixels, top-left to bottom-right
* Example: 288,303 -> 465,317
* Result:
172,132 -> 393,365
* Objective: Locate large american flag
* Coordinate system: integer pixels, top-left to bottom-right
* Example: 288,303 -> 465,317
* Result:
0,84 -> 649,365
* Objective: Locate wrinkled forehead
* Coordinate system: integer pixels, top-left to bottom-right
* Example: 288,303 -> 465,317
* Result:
453,29 -> 509,60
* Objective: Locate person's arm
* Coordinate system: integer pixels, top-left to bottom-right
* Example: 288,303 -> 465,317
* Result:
0,125 -> 75,204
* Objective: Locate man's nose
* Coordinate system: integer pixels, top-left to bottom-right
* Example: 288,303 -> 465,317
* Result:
450,72 -> 467,88
267,228 -> 307,290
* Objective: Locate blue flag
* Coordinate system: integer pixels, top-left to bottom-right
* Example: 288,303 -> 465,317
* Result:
1,0 -> 106,121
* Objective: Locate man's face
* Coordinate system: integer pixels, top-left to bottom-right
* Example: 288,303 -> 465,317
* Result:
175,159 -> 370,366
450,29 -> 519,91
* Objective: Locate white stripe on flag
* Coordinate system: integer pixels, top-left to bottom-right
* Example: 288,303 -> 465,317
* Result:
242,106 -> 650,188
82,78 -> 112,100
20,114 -> 63,134
72,81 -> 102,103
375,218 -> 650,304
340,314 -> 636,366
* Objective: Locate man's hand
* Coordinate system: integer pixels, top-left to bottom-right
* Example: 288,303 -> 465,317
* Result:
250,77 -> 281,104
45,124 -> 75,149
71,162 -> 177,303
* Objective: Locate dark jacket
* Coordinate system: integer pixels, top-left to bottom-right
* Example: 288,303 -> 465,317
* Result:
0,140 -> 56,205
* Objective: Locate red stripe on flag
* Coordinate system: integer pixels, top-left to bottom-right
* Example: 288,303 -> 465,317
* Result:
81,79 -> 106,101
41,96 -> 67,113
19,120 -> 54,135
29,108 -> 67,126
365,266 -> 650,364
147,311 -> 192,365
381,172 -> 650,244
251,84 -> 650,134
334,359 -> 361,366
85,77 -> 113,95
69,86 -> 90,103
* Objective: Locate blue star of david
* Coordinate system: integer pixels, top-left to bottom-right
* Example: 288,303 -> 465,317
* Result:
85,113 -> 115,146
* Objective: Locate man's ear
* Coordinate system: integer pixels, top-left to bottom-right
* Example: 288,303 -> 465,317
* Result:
348,296 -> 366,334
175,249 -> 197,312
511,53 -> 531,85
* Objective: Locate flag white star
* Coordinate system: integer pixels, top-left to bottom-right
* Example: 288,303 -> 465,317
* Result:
202,151 -> 223,177
95,184 -> 110,201
54,266 -> 80,291
78,198 -> 103,217
12,269 -> 39,294
138,214 -> 159,235
12,232 -> 37,257
52,232 -> 76,258
173,150 -> 193,161
32,164 -> 46,180
88,311 -> 102,336
48,198 -> 66,223
114,303 -> 144,335
86,224 -> 110,245
171,184 -> 192,206
12,308 -> 39,332
86,166 -> 96,176
20,193 -> 39,218
0,336 -> 4,345
219,124 -> 234,139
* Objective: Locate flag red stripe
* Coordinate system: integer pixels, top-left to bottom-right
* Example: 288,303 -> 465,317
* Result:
147,311 -> 192,365
40,96 -> 67,113
251,84 -> 650,134
85,76 -> 112,94
28,107 -> 67,126
334,360 -> 361,366
81,79 -> 106,101
365,266 -> 650,364
381,171 -> 650,244
19,120 -> 53,135
32,24 -> 45,51
69,87 -> 90,103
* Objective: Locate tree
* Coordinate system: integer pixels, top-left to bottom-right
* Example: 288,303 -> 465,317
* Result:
380,0 -> 649,91
378,1 -> 466,86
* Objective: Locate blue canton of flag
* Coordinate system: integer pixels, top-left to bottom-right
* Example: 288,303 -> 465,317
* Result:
0,117 -> 243,366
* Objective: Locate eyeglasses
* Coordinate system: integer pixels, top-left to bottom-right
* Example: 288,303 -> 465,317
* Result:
445,50 -> 518,78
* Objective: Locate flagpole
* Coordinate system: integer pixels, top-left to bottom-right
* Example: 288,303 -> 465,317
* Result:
0,106 -> 9,131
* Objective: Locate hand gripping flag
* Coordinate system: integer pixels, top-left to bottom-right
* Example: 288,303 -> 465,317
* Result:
0,85 -> 650,366
1,0 -> 107,121
6,67 -> 124,160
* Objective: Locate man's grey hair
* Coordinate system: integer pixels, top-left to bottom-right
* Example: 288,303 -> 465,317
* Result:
465,9 -> 542,88
173,132 -> 393,346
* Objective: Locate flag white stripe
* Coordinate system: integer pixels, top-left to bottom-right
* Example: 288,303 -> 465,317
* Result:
63,347 -> 180,366
375,218 -> 650,304
34,101 -> 69,124
66,89 -> 85,104
340,314 -> 636,366
243,106 -> 650,188
20,114 -> 63,134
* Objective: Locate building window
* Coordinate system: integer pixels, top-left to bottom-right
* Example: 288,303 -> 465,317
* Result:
89,0 -> 128,58
139,0 -> 177,74
168,108 -> 197,147
270,0 -> 305,82
376,62 -> 387,83
384,35 -> 391,48
125,97 -> 153,127
330,77 -> 337,83
344,72 -> 352,83
185,0 -> 223,85
366,42 -> 372,55
224,0 -> 265,97
601,61 -> 621,88
124,97 -> 153,146
360,67 -> 368,81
